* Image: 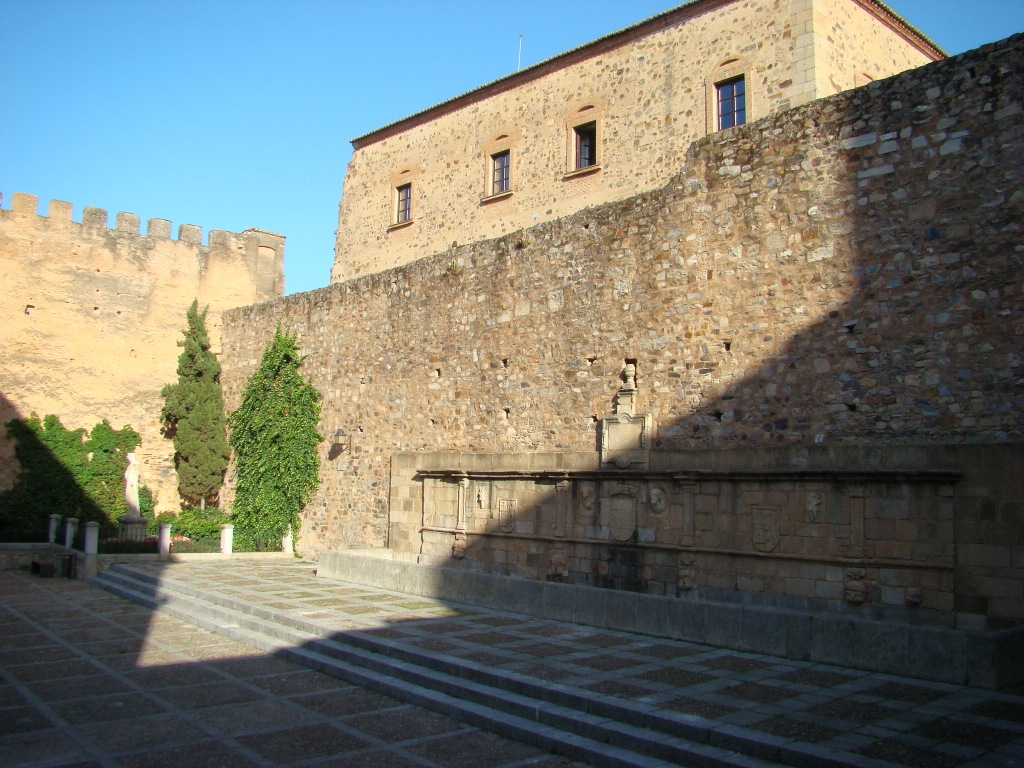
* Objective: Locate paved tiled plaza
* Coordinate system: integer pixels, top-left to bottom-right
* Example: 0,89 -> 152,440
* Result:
3,560 -> 1024,767
0,570 -> 590,768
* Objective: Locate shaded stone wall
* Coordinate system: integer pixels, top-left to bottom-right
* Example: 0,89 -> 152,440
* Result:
222,35 -> 1023,624
0,195 -> 285,513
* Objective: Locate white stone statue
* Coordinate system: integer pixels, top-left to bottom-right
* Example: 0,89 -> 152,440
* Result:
123,452 -> 141,518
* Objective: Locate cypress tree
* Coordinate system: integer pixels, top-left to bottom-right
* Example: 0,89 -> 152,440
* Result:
228,326 -> 322,549
161,300 -> 229,509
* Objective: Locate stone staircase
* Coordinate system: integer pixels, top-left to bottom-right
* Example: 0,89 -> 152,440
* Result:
90,563 -> 872,768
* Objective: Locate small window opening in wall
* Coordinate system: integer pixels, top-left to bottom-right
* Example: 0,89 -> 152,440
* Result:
434,368 -> 441,378
395,183 -> 412,224
502,358 -> 509,368
722,340 -> 732,352
716,75 -> 746,130
491,150 -> 510,195
574,121 -> 597,169
502,407 -> 511,420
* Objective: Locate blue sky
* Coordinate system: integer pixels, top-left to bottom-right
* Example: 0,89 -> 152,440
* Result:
2,1 -> 1022,295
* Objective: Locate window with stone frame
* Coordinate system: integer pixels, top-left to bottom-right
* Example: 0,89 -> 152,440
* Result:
395,183 -> 412,224
574,121 -> 598,169
716,76 -> 746,130
491,150 -> 511,195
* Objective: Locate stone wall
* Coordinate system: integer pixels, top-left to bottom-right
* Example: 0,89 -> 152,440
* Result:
332,0 -> 938,281
0,194 -> 285,512
222,35 -> 1023,626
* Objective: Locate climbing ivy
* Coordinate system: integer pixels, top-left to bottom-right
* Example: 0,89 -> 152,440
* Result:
0,414 -> 153,538
228,327 -> 322,550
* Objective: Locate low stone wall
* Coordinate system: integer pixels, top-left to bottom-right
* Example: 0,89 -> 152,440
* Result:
0,543 -> 73,572
318,550 -> 1023,688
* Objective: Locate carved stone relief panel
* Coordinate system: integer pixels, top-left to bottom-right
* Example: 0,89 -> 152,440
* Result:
648,484 -> 668,517
677,552 -> 696,592
548,546 -> 568,580
577,481 -> 597,519
451,531 -> 468,559
751,505 -> 780,553
600,412 -> 652,469
844,567 -> 868,605
475,481 -> 491,513
806,488 -> 824,523
498,498 -> 517,533
844,483 -> 867,557
553,480 -> 570,538
458,477 -> 472,530
606,482 -> 638,542
679,480 -> 696,542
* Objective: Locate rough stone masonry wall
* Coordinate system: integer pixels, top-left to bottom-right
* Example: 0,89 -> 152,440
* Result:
333,0 -> 936,282
0,195 -> 285,514
221,35 -> 1023,618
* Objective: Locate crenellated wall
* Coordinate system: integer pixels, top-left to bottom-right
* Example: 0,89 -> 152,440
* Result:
221,33 -> 1023,633
0,192 -> 285,513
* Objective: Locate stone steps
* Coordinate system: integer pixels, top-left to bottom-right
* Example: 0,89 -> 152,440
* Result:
90,564 -> 883,768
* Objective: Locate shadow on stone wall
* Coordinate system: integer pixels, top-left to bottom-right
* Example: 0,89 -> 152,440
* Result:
421,34 -> 1024,625
0,391 -> 105,540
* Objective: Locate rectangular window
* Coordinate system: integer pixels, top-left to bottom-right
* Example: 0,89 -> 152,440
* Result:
717,76 -> 746,130
395,183 -> 412,224
574,122 -> 597,169
491,150 -> 510,195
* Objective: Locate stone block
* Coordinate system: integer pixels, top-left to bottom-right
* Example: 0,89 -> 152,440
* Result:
494,577 -> 544,616
738,606 -> 789,656
667,598 -> 706,643
705,601 -> 741,648
541,581 -> 575,622
437,566 -> 469,602
809,614 -> 859,667
635,594 -> 670,636
605,590 -> 639,632
573,587 -> 608,628
905,626 -> 967,684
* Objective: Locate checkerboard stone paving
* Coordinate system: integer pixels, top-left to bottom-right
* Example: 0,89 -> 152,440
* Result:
0,571 -> 593,768
118,562 -> 1024,763
7,559 -> 1024,768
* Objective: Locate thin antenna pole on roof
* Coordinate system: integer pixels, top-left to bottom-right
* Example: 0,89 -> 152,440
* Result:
517,33 -> 523,71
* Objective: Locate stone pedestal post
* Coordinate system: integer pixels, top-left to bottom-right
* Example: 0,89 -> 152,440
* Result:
220,524 -> 234,555
282,526 -> 294,555
83,521 -> 100,579
158,523 -> 172,559
48,514 -> 62,544
64,518 -> 79,549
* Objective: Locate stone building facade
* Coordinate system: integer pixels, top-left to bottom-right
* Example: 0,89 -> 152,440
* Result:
222,34 -> 1024,643
332,0 -> 942,281
0,193 -> 284,513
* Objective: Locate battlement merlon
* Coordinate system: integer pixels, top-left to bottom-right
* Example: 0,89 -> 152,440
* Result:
3,193 -> 285,256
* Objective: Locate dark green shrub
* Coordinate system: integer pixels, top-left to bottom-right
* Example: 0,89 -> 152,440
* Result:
161,300 -> 229,509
